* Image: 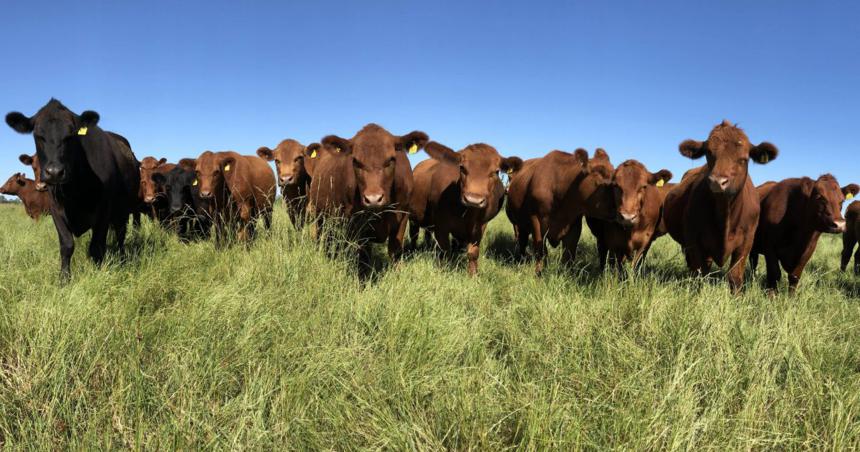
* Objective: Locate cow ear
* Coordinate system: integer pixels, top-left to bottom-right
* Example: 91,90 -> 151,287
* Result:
321,135 -> 351,154
423,141 -> 459,164
5,112 -> 34,134
16,174 -> 26,186
221,156 -> 236,173
305,143 -> 322,159
679,140 -> 706,159
79,110 -> 100,127
649,169 -> 673,185
573,148 -> 589,166
397,131 -> 429,154
750,142 -> 778,164
842,184 -> 860,198
18,154 -> 34,166
256,146 -> 274,161
151,172 -> 167,185
178,158 -> 197,171
158,158 -> 167,165
501,156 -> 523,174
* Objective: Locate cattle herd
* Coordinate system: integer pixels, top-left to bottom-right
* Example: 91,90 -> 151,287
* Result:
3,99 -> 860,295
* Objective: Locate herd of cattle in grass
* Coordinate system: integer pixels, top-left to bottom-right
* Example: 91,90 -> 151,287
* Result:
3,99 -> 860,295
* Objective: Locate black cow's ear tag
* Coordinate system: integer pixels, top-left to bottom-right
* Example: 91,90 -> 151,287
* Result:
77,127 -> 88,136
408,143 -> 418,154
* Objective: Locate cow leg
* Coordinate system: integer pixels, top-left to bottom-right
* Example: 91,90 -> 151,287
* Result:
113,218 -> 128,255
88,221 -> 109,267
53,215 -> 75,282
407,220 -> 420,253
132,210 -> 141,229
560,218 -> 583,268
726,248 -> 749,295
841,229 -> 857,272
530,215 -> 546,276
514,221 -> 529,260
684,244 -> 706,276
238,203 -> 253,242
388,216 -> 408,263
434,227 -> 452,262
787,239 -> 818,295
764,253 -> 781,295
466,226 -> 486,276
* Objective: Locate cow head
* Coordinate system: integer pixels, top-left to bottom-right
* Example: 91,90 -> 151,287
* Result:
322,124 -> 428,209
805,175 -> 859,233
18,154 -> 46,191
587,148 -> 614,183
679,120 -> 778,196
424,141 -> 522,208
6,99 -> 101,186
192,151 -> 232,200
140,156 -> 168,203
256,139 -> 313,187
610,160 -> 672,227
0,173 -> 27,195
152,167 -> 197,215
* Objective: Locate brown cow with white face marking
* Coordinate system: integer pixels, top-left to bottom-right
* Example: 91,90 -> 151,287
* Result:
409,141 -> 522,275
599,160 -> 673,270
308,124 -> 428,275
663,120 -> 778,293
185,151 -> 276,244
1,172 -> 51,219
751,175 -> 859,293
256,139 -> 318,229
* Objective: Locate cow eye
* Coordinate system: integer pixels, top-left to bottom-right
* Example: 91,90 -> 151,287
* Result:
385,157 -> 395,167
353,159 -> 363,169
295,156 -> 303,162
460,165 -> 468,175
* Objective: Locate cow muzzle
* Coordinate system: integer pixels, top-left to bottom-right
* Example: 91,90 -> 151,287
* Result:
43,164 -> 66,184
199,190 -> 213,199
362,192 -> 386,208
144,195 -> 156,204
827,220 -> 847,233
708,175 -> 731,193
280,175 -> 295,185
35,182 -> 47,191
462,193 -> 487,208
618,211 -> 639,227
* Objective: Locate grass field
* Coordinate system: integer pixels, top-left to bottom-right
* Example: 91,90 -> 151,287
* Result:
1,202 -> 859,450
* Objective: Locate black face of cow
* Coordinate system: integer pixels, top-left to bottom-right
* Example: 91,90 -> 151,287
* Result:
153,168 -> 196,215
5,100 -> 100,186
679,120 -> 778,197
322,124 -> 428,209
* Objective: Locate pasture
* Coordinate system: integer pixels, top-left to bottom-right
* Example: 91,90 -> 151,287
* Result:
1,203 -> 859,449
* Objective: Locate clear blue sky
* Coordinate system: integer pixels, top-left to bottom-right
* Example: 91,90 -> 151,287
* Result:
2,0 -> 858,187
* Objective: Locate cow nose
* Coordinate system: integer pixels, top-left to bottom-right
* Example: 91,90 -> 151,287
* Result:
35,182 -> 47,191
708,175 -> 730,192
280,175 -> 294,185
363,193 -> 385,207
44,165 -> 64,181
199,190 -> 212,199
620,212 -> 639,225
832,220 -> 847,233
144,196 -> 155,203
462,193 -> 487,208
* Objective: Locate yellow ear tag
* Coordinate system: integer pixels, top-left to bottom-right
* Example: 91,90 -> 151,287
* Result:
77,127 -> 88,136
506,169 -> 513,175
408,143 -> 418,154
310,150 -> 318,159
335,147 -> 341,153
848,193 -> 854,200
192,179 -> 198,186
224,164 -> 230,172
760,155 -> 769,164
656,179 -> 665,187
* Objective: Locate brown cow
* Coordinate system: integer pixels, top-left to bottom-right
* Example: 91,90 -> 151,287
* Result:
0,172 -> 51,219
139,156 -> 176,223
307,124 -> 428,274
841,201 -> 860,274
598,160 -> 673,270
183,151 -> 276,244
256,139 -> 318,229
409,141 -> 522,275
505,148 -> 615,275
663,120 -> 778,293
751,175 -> 859,293
18,153 -> 46,191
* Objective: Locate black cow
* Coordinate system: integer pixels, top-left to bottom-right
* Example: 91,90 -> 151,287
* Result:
151,165 -> 212,241
5,99 -> 141,280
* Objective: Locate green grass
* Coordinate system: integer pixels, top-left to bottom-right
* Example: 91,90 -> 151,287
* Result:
1,203 -> 859,450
